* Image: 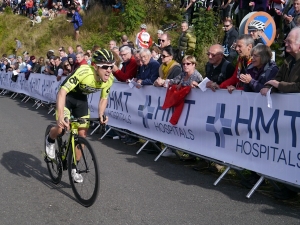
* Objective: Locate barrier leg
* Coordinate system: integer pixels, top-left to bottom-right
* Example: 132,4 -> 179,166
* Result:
136,140 -> 149,155
48,107 -> 55,114
213,166 -> 231,186
1,89 -> 7,95
90,123 -> 101,136
154,146 -> 168,161
32,100 -> 40,107
99,126 -> 111,139
21,95 -> 28,102
24,97 -> 31,103
246,176 -> 265,199
36,102 -> 43,109
10,92 -> 16,98
13,93 -> 19,99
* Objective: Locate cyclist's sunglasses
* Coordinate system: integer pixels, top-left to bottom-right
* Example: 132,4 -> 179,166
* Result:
96,64 -> 114,70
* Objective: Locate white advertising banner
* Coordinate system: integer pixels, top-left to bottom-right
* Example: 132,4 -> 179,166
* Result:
98,82 -> 299,186
0,71 -> 62,103
1,72 -> 299,187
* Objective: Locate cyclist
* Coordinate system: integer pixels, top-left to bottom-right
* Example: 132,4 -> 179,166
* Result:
248,20 -> 265,46
45,49 -> 115,182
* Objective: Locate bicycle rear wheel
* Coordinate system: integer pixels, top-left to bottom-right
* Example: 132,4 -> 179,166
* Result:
44,124 -> 63,184
67,137 -> 99,207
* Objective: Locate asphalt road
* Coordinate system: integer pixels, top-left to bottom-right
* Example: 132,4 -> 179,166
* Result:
0,94 -> 299,225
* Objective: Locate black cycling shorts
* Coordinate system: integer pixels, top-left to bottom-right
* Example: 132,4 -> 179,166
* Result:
65,94 -> 89,118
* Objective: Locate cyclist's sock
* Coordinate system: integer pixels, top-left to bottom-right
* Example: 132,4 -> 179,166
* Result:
47,135 -> 55,143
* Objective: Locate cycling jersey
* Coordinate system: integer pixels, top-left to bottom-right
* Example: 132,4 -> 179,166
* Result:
60,64 -> 114,100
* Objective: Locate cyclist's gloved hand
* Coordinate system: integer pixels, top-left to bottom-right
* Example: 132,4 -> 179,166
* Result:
57,117 -> 70,130
100,115 -> 108,124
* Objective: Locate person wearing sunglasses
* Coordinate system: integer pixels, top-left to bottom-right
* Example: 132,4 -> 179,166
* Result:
45,50 -> 115,177
112,45 -> 138,82
168,55 -> 203,88
222,18 -> 238,63
157,33 -> 172,64
62,60 -> 73,76
154,46 -> 181,87
205,44 -> 235,92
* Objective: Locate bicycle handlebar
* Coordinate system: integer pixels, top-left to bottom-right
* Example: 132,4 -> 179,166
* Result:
66,115 -> 106,124
58,115 -> 107,137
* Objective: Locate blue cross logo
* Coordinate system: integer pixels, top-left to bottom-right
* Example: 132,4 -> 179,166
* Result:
206,103 -> 232,148
138,95 -> 155,128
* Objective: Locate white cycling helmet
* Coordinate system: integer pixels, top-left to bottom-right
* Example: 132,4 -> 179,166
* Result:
248,20 -> 265,31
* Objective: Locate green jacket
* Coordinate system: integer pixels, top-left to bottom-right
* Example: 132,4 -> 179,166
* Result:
178,29 -> 196,56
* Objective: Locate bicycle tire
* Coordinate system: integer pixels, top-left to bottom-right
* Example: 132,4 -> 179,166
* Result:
44,124 -> 63,184
67,137 -> 99,207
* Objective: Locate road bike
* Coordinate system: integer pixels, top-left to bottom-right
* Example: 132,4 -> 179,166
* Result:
44,117 -> 100,207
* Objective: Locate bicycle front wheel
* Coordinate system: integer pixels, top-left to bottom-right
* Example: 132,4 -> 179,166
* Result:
44,124 -> 63,184
67,137 -> 99,207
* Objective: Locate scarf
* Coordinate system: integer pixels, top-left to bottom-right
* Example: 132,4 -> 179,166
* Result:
159,60 -> 179,80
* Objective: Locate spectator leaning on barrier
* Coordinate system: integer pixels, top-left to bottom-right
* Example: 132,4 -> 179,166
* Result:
261,27 -> 300,94
222,18 -> 238,63
18,55 -> 36,79
74,52 -> 87,69
62,60 -> 73,76
135,48 -> 160,87
45,56 -> 55,75
17,56 -> 26,71
68,54 -> 76,71
112,45 -> 138,82
178,21 -> 196,61
54,56 -> 64,81
241,44 -> 279,92
23,51 -> 30,62
218,34 -> 254,93
38,57 -> 46,73
8,55 -> 17,66
154,46 -> 182,87
168,55 -> 203,88
205,44 -> 235,92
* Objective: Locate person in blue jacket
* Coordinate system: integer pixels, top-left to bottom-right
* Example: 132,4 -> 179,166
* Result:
135,48 -> 160,87
67,8 -> 83,42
